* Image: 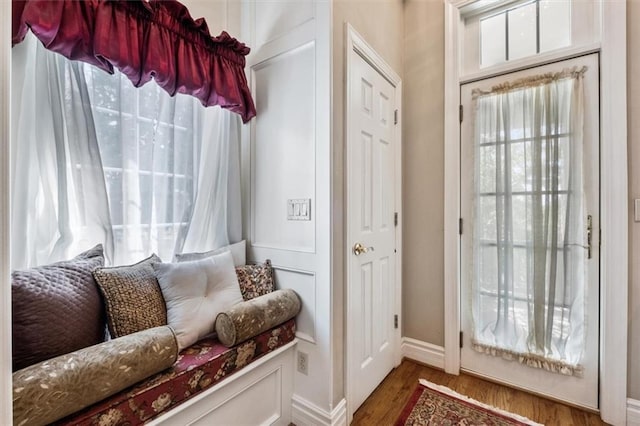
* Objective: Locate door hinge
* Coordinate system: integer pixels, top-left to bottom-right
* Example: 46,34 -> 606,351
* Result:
460,331 -> 463,348
599,228 -> 602,248
459,105 -> 463,123
394,109 -> 398,125
394,314 -> 398,329
394,212 -> 398,227
459,218 -> 463,235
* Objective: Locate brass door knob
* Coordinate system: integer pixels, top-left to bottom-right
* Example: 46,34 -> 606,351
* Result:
353,242 -> 374,256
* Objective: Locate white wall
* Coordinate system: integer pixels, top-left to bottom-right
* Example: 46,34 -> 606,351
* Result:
1,0 -> 12,423
181,0 -> 240,36
241,0 -> 339,422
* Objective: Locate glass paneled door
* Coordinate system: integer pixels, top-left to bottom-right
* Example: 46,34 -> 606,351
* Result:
460,54 -> 600,409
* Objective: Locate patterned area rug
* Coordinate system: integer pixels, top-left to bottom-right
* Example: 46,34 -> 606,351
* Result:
395,379 -> 543,426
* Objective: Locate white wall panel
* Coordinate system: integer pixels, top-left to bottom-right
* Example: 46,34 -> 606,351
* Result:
251,42 -> 316,253
255,0 -> 314,48
243,0 -> 334,418
273,266 -> 316,344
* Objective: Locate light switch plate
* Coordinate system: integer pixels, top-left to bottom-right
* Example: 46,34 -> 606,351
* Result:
635,199 -> 640,222
287,199 -> 311,221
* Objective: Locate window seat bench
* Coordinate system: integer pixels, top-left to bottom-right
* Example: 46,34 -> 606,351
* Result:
55,320 -> 297,426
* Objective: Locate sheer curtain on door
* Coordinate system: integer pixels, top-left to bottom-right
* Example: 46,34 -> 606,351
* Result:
470,68 -> 588,376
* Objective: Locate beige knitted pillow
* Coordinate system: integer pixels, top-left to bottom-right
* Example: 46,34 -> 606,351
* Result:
93,254 -> 167,338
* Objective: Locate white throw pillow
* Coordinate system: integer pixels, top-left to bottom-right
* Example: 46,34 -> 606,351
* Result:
174,240 -> 246,266
154,250 -> 244,350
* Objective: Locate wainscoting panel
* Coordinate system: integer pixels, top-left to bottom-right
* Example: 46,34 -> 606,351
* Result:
251,41 -> 316,253
242,0 -> 333,417
273,266 -> 316,344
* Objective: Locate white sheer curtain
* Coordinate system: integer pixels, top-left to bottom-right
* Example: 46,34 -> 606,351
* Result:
83,63 -> 241,265
471,68 -> 587,376
180,106 -> 242,253
11,33 -> 114,269
11,33 -> 242,268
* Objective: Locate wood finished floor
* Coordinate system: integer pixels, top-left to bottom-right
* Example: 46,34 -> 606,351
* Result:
352,360 -> 606,425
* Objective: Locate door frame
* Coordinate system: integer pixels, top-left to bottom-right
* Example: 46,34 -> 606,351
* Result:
344,23 -> 403,423
443,1 -> 628,424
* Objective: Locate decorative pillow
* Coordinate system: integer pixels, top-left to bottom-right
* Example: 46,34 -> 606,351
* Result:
215,288 -> 301,347
235,259 -> 275,301
174,240 -> 246,266
11,244 -> 106,371
154,250 -> 244,350
93,254 -> 167,338
13,326 -> 178,426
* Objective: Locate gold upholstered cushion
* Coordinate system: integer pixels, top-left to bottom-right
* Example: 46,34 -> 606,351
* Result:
13,326 -> 178,426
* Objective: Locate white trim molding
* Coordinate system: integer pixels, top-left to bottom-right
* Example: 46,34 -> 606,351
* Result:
443,1 -> 628,423
443,0 -> 462,376
292,395 -> 347,426
597,2 -> 628,424
401,337 -> 445,370
1,0 -> 12,423
628,399 -> 640,426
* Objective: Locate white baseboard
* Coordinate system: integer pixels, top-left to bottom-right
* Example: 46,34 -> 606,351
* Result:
401,337 -> 445,370
628,398 -> 640,425
292,395 -> 347,426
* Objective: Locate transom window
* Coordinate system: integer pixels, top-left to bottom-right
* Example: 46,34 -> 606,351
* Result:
460,0 -> 599,76
480,0 -> 571,67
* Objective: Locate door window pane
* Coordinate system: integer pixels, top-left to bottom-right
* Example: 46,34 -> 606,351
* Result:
481,13 -> 506,67
508,2 -> 537,61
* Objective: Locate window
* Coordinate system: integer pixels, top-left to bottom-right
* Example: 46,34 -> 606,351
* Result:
480,0 -> 571,68
11,32 -> 240,270
84,67 -> 198,264
459,0 -> 600,75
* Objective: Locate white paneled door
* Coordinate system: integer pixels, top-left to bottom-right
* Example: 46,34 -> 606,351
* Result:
460,54 -> 600,409
347,48 -> 398,413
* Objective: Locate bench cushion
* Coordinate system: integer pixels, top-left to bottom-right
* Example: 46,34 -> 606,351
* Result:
55,319 -> 296,425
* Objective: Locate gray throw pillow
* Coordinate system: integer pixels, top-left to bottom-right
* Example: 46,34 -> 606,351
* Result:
12,244 -> 106,371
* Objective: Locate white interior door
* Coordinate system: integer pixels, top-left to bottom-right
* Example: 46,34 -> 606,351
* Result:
347,49 -> 398,413
460,54 -> 600,409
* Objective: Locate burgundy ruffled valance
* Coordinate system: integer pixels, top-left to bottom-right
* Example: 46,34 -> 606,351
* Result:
12,0 -> 256,122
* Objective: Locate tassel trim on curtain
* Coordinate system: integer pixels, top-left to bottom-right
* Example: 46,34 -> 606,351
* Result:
471,340 -> 584,377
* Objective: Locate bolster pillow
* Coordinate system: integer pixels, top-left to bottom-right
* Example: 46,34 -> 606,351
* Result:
215,288 -> 301,347
13,326 -> 178,426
